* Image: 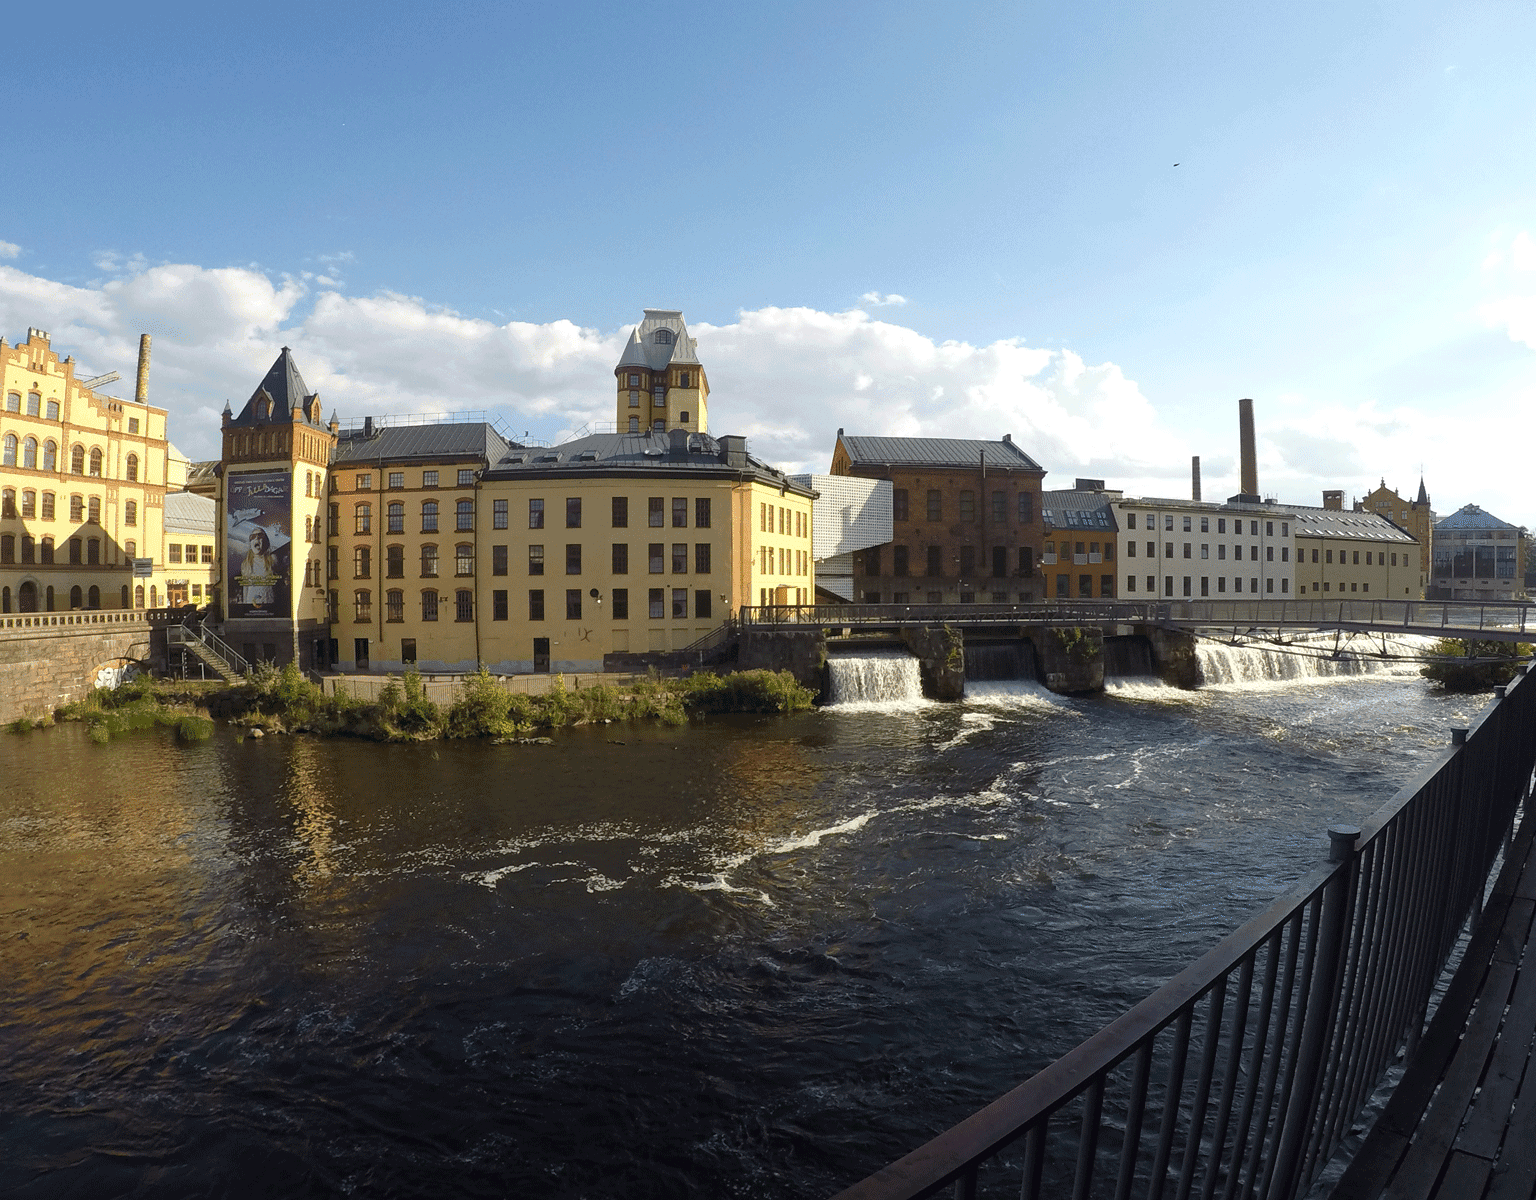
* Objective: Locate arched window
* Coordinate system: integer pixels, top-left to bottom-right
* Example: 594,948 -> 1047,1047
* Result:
71,444 -> 84,474
70,494 -> 83,522
87,497 -> 101,524
386,589 -> 404,622
22,437 -> 37,469
21,491 -> 35,518
87,538 -> 100,564
26,392 -> 41,416
420,544 -> 439,577
629,416 -> 639,433
148,585 -> 157,607
305,515 -> 313,541
88,585 -> 101,610
46,585 -> 54,611
125,453 -> 139,482
134,585 -> 145,609
455,543 -> 474,575
1,489 -> 13,518
421,500 -> 438,533
125,540 -> 136,558
124,500 -> 138,527
1,586 -> 9,613
2,434 -> 15,466
20,534 -> 33,563
121,585 -> 130,608
421,589 -> 439,621
353,589 -> 371,621
387,502 -> 404,534
653,419 -> 665,433
42,440 -> 56,470
40,536 -> 53,564
41,493 -> 54,520
46,399 -> 58,420
4,392 -> 18,411
653,329 -> 674,345
89,447 -> 103,477
354,503 -> 371,534
257,398 -> 269,419
456,499 -> 473,531
70,585 -> 83,610
19,581 -> 37,612
305,471 -> 312,497
0,533 -> 11,562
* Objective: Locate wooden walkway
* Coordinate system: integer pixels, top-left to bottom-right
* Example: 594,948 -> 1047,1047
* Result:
1331,816 -> 1536,1200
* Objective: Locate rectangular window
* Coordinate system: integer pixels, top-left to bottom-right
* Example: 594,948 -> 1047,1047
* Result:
456,589 -> 473,621
695,590 -> 712,619
328,546 -> 338,579
1019,547 -> 1033,576
927,545 -> 942,576
672,497 -> 688,528
1353,551 -> 1360,565
649,543 -> 664,573
1128,541 -> 1137,558
528,589 -> 544,620
927,490 -> 942,521
492,591 -> 507,621
1018,493 -> 1034,523
1266,521 -> 1273,537
456,545 -> 474,576
992,546 -> 1007,577
1218,577 -> 1226,593
1218,519 -> 1226,533
421,502 -> 438,533
694,497 -> 711,528
493,499 -> 508,529
1200,544 -> 1208,559
566,544 -> 582,574
649,497 -> 665,527
1282,547 -> 1289,562
354,590 -> 371,621
959,491 -> 975,521
1200,517 -> 1209,533
893,545 -> 909,576
389,471 -> 404,489
893,489 -> 909,522
458,469 -> 474,487
387,545 -> 405,577
565,589 -> 582,619
672,543 -> 688,573
612,496 -> 629,528
421,545 -> 439,577
1201,576 -> 1209,597
423,470 -> 438,488
386,590 -> 404,622
528,545 -> 544,575
992,491 -> 1006,522
565,497 -> 581,528
355,505 -> 371,534
354,546 -> 371,578
1218,545 -> 1226,560
387,503 -> 404,534
695,543 -> 711,574
492,545 -> 507,576
612,588 -> 629,619
1183,516 -> 1192,532
649,588 -> 665,619
169,544 -> 183,564
1266,546 -> 1274,561
357,473 -> 372,490
529,499 -> 544,528
959,546 -> 975,576
672,588 -> 688,619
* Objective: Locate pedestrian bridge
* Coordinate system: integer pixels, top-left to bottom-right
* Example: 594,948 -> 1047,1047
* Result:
742,598 -> 1536,644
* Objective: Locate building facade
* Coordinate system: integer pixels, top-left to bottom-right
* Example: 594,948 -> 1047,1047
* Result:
830,432 -> 1047,604
1111,497 -> 1298,599
1,328 -> 176,614
1428,504 -> 1529,602
1042,482 -> 1121,599
1353,479 -> 1433,597
1292,504 -> 1419,598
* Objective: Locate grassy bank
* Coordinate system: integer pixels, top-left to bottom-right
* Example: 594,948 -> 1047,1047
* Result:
43,664 -> 816,743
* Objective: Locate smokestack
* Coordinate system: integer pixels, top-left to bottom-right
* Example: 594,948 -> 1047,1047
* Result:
1238,397 -> 1258,499
134,334 -> 152,404
1191,456 -> 1202,501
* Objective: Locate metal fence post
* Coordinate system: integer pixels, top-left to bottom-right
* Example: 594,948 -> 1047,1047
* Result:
1267,824 -> 1359,1200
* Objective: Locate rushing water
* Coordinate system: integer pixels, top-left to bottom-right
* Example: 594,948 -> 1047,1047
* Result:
0,651 -> 1489,1199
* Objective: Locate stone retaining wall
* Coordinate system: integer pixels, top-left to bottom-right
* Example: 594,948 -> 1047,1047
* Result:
0,614 -> 156,724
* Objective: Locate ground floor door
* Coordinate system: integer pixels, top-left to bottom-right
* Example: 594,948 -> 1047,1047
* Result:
533,637 -> 550,673
354,638 -> 369,671
167,582 -> 188,606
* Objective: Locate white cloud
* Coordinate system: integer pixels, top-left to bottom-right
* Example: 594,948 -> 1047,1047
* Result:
859,291 -> 907,307
1479,228 -> 1536,350
0,241 -> 19,260
1,253 -> 1529,526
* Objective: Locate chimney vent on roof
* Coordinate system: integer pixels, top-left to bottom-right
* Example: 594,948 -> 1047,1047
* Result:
363,416 -> 374,439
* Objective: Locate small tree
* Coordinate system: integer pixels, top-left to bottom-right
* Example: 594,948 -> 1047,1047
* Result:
1420,638 -> 1531,692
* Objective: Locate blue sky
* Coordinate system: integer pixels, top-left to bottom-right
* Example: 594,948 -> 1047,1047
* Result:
3,0 -> 1534,522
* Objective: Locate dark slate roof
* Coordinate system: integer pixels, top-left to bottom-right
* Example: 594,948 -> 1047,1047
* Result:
229,348 -> 327,428
332,422 -> 512,465
1437,504 -> 1524,533
1042,489 -> 1120,532
615,310 -> 702,371
1290,505 -> 1417,542
1416,477 -> 1429,505
484,428 -> 813,495
839,433 -> 1043,472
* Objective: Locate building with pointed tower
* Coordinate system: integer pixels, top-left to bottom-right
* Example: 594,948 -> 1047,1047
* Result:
614,310 -> 708,435
217,348 -> 337,670
1354,477 -> 1434,597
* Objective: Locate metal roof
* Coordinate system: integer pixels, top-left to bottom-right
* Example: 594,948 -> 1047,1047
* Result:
229,348 -> 327,428
1290,505 -> 1417,542
838,434 -> 1043,471
1436,504 -> 1524,533
484,428 -> 812,495
1042,489 -> 1120,532
163,490 -> 216,534
615,310 -> 702,371
333,422 -> 511,465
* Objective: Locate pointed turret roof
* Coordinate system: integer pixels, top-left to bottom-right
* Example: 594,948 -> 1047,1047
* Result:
1416,476 -> 1429,505
615,309 -> 702,372
229,347 -> 326,428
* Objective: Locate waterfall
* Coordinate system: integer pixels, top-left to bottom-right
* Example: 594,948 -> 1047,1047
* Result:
967,641 -> 1037,682
1103,636 -> 1156,678
1195,635 -> 1425,686
826,652 -> 925,706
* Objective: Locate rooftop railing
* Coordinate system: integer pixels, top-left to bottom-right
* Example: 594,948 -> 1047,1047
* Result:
833,669 -> 1536,1200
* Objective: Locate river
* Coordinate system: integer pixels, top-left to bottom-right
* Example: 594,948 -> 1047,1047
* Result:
0,645 -> 1489,1198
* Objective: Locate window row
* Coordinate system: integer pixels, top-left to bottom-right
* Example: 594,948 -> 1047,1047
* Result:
860,544 -> 1037,579
0,582 -> 160,614
346,468 -> 477,492
351,589 -> 476,623
1126,542 -> 1290,562
330,543 -> 478,580
0,489 -> 122,524
527,496 -> 713,531
894,489 -> 1036,525
167,543 -> 214,564
1125,513 -> 1289,537
758,502 -> 804,536
521,587 -> 712,623
1122,576 -> 1293,596
0,533 -> 106,564
493,542 -> 715,577
760,546 -> 809,576
2,436 -> 140,480
5,392 -> 61,419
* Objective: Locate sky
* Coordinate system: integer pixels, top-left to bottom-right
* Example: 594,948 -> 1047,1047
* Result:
2,0 -> 1534,523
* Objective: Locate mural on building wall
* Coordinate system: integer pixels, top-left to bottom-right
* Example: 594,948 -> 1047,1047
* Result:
227,470 -> 291,619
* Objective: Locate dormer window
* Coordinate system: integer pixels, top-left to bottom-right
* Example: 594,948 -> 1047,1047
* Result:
652,329 -> 673,345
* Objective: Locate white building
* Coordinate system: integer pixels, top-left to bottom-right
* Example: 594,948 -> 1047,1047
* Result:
788,473 -> 892,602
1112,498 -> 1298,599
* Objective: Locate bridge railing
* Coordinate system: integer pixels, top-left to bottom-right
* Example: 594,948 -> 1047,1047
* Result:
834,668 -> 1536,1200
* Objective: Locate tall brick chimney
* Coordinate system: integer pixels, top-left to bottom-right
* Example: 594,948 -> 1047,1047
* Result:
1191,456 -> 1202,501
135,334 -> 151,404
1238,398 -> 1257,497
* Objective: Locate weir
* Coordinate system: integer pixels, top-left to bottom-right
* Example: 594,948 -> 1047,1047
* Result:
826,651 -> 925,705
834,668 -> 1536,1200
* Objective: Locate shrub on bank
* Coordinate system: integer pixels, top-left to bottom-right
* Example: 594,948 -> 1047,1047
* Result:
1421,639 -> 1532,692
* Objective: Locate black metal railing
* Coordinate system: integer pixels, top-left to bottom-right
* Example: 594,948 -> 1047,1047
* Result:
741,599 -> 1535,641
834,668 -> 1536,1200
169,620 -> 251,678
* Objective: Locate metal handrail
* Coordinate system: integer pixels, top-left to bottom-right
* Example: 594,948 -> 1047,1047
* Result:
172,620 -> 251,677
834,669 -> 1536,1200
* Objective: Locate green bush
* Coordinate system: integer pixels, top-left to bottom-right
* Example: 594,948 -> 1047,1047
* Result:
445,669 -> 518,738
680,669 -> 816,713
1421,639 -> 1532,692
